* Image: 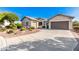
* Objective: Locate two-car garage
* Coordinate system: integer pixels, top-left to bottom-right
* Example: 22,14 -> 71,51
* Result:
51,21 -> 69,30
49,14 -> 74,30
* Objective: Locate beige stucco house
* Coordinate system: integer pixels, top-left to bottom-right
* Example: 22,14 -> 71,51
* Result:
21,16 -> 47,29
21,14 -> 74,30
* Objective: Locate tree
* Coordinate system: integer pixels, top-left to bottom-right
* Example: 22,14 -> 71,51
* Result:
15,23 -> 23,29
0,12 -> 19,25
73,20 -> 79,26
73,20 -> 79,30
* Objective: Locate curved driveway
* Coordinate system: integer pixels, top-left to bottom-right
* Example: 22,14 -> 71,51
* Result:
0,30 -> 78,51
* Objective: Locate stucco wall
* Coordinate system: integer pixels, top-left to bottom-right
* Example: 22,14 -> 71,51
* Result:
22,17 -> 40,28
69,19 -> 73,30
50,15 -> 72,22
30,21 -> 38,28
22,18 -> 31,27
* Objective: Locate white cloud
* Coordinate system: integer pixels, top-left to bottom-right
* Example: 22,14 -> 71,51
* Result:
73,18 -> 79,21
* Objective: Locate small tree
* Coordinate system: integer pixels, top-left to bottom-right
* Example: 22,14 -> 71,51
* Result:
73,20 -> 79,26
1,12 -> 19,24
15,23 -> 23,29
73,20 -> 79,31
0,12 -> 19,29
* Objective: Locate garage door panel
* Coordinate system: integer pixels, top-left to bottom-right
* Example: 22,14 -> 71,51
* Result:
51,21 -> 69,30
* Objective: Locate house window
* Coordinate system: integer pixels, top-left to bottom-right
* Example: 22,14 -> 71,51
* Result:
26,22 -> 28,25
39,22 -> 42,26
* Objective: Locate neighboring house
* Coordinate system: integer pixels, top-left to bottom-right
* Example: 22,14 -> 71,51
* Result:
21,16 -> 47,28
21,14 -> 74,30
48,14 -> 74,30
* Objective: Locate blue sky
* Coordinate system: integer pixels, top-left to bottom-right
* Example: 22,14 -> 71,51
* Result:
0,7 -> 79,20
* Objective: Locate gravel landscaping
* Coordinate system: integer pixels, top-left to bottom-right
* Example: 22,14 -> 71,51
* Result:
0,29 -> 40,38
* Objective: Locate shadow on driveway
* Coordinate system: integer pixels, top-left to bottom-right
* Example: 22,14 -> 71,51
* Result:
74,38 -> 79,51
1,37 -> 78,51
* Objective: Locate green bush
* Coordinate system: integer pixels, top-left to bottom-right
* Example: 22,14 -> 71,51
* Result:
6,24 -> 17,30
73,21 -> 79,26
30,27 -> 35,29
11,24 -> 17,30
42,26 -> 45,28
73,21 -> 79,31
0,28 -> 6,32
15,23 -> 22,29
6,29 -> 14,34
6,26 -> 10,29
73,26 -> 79,30
29,27 -> 35,31
29,28 -> 32,31
20,27 -> 26,31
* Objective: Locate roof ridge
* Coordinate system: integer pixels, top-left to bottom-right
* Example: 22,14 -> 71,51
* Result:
48,14 -> 74,20
56,14 -> 74,18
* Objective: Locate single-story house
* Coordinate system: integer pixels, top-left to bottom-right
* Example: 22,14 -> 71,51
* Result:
21,14 -> 74,30
21,16 -> 47,28
48,14 -> 74,30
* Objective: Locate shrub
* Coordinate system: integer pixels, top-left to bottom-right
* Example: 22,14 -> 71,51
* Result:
6,26 -> 10,29
6,29 -> 14,34
73,21 -> 79,26
42,26 -> 45,28
15,23 -> 22,29
29,27 -> 35,31
73,26 -> 79,30
29,28 -> 32,31
0,28 -> 6,32
47,25 -> 49,29
6,24 -> 17,30
30,27 -> 35,29
12,24 -> 17,30
20,27 -> 26,31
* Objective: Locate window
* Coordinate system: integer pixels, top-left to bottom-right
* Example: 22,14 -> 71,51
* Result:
26,22 -> 28,25
39,22 -> 42,26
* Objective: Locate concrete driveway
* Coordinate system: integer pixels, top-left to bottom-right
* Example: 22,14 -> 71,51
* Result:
0,30 -> 78,51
